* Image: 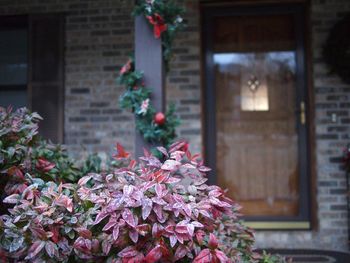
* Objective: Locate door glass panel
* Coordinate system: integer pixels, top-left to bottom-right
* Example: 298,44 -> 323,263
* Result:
214,14 -> 299,216
0,29 -> 28,85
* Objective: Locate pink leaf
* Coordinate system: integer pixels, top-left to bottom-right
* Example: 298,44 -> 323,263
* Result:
210,197 -> 231,208
102,217 -> 117,231
157,146 -> 169,157
94,211 -> 108,225
45,241 -> 57,258
141,197 -> 153,220
169,235 -> 177,248
198,165 -> 211,172
113,226 -> 120,240
161,160 -> 181,171
25,241 -> 45,260
199,209 -> 211,218
194,178 -> 208,186
129,229 -> 139,243
153,204 -> 165,223
3,194 -> 20,204
187,223 -> 195,236
136,224 -> 150,236
155,183 -> 163,197
214,249 -> 231,263
78,175 -> 93,186
118,246 -> 138,258
195,230 -> 205,245
152,223 -> 163,238
192,221 -> 204,228
164,176 -> 181,184
123,185 -> 133,196
122,209 -> 136,227
174,245 -> 188,261
102,239 -> 112,255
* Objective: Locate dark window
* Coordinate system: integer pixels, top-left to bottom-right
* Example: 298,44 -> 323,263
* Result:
0,15 -> 64,143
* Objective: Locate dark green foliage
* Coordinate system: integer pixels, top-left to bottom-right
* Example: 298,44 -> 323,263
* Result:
118,59 -> 180,148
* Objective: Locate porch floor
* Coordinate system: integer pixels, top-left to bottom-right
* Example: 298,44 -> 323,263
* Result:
262,249 -> 350,263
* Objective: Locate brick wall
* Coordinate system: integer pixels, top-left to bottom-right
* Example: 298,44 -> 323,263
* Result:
0,0 -> 136,156
0,0 -> 349,252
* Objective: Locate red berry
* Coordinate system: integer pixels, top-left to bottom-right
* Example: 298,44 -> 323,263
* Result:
154,112 -> 166,125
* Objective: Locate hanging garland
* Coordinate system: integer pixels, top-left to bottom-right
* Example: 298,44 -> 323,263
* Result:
117,0 -> 185,148
133,0 -> 185,67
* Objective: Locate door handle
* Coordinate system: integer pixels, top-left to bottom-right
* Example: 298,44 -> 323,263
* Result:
300,101 -> 306,125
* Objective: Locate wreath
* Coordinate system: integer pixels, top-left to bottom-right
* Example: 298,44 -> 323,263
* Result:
323,14 -> 350,84
117,0 -> 185,148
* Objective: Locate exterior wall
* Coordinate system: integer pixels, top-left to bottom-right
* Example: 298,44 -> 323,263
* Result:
0,0 -> 136,156
0,0 -> 349,252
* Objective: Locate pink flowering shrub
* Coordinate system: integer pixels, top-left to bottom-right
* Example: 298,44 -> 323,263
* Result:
0,107 -> 103,214
0,108 -> 288,262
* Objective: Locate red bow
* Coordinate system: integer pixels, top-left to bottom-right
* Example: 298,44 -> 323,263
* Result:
147,13 -> 167,38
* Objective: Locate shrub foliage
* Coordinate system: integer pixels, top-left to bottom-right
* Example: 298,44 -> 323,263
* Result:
0,108 -> 287,262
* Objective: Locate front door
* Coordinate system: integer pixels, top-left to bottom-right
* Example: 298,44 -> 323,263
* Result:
202,4 -> 310,228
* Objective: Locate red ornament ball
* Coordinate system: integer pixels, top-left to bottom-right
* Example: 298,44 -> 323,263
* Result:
154,112 -> 166,125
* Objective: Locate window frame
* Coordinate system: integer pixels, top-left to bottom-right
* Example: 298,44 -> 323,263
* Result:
0,15 -> 29,107
0,14 -> 65,144
201,3 -> 312,229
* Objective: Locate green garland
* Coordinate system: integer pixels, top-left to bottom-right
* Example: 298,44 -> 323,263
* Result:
117,0 -> 185,148
133,0 -> 185,67
118,58 -> 179,147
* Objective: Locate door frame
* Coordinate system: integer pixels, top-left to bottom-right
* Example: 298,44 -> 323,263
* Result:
201,3 -> 312,228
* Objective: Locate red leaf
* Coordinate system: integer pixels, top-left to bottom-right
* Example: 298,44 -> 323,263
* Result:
113,143 -> 131,160
78,228 -> 92,240
169,141 -> 188,153
193,249 -> 212,263
36,157 -> 55,173
144,246 -> 163,263
7,166 -> 25,181
208,233 -> 218,249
